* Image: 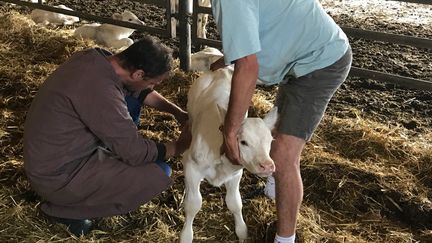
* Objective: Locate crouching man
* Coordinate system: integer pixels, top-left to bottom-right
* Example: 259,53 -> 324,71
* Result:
23,36 -> 191,236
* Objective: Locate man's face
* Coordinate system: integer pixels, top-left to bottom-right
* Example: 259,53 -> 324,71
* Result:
125,70 -> 169,91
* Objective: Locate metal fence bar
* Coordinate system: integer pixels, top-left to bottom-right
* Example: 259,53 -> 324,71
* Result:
132,0 -> 166,7
194,37 -> 221,48
195,5 -> 212,14
350,67 -> 432,91
342,26 -> 432,49
387,0 -> 432,4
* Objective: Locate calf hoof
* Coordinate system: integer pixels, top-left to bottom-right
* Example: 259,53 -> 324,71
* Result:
236,223 -> 248,241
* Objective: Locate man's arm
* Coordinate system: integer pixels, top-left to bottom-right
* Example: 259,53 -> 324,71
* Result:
210,56 -> 227,71
143,91 -> 188,126
222,54 -> 258,165
162,122 -> 192,159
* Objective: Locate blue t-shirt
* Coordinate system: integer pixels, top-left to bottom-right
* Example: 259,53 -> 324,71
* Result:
212,0 -> 349,85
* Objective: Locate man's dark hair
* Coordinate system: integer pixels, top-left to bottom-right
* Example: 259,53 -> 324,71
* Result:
117,36 -> 173,78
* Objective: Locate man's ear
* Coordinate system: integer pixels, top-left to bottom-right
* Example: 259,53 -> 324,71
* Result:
131,69 -> 145,81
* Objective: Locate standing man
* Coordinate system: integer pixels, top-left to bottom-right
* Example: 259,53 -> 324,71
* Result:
210,1 -> 352,242
24,36 -> 191,236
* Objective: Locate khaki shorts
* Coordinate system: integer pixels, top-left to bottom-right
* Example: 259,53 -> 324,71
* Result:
275,46 -> 352,141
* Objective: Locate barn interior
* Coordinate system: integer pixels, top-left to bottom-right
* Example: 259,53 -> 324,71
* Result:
0,0 -> 431,242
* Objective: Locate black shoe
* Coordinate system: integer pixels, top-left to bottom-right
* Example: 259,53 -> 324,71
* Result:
49,216 -> 93,236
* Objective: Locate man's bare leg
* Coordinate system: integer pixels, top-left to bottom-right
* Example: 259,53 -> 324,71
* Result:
271,134 -> 305,238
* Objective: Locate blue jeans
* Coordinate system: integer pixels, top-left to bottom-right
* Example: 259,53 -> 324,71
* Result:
125,95 -> 142,126
155,159 -> 172,177
125,92 -> 172,177
125,89 -> 153,126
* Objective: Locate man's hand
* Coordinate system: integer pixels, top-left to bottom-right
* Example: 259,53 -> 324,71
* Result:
210,56 -> 227,72
220,131 -> 242,165
164,122 -> 192,159
175,121 -> 192,155
175,110 -> 189,128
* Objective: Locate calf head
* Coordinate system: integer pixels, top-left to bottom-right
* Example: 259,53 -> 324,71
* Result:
219,106 -> 278,177
190,47 -> 225,72
57,5 -> 80,24
113,10 -> 145,25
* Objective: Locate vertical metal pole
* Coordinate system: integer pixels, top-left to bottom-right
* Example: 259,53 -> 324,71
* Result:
179,0 -> 191,71
191,0 -> 198,50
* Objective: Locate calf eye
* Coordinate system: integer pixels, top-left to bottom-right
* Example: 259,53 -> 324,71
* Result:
240,140 -> 248,146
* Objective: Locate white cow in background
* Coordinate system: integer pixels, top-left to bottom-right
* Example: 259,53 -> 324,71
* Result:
180,48 -> 278,243
73,10 -> 144,49
195,0 -> 211,39
6,0 -> 45,7
30,5 -> 79,26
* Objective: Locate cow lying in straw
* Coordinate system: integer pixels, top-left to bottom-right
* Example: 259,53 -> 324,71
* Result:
73,10 -> 144,49
180,48 -> 278,243
30,5 -> 79,26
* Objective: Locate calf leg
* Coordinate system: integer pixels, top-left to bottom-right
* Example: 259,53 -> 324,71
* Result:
180,161 -> 203,243
224,170 -> 248,241
197,13 -> 208,39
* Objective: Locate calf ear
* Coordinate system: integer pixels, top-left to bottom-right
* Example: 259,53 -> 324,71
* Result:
112,13 -> 122,20
263,106 -> 278,130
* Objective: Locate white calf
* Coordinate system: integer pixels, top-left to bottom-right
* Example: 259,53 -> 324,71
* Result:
171,0 -> 211,38
180,63 -> 277,242
30,5 -> 79,26
196,0 -> 211,39
190,46 -> 223,72
73,10 -> 144,49
7,0 -> 45,7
